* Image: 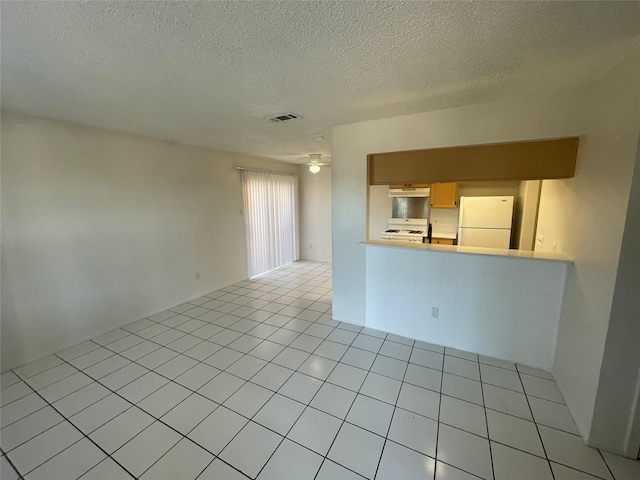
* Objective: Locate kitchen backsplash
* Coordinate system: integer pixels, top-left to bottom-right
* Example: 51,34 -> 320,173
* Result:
431,208 -> 459,234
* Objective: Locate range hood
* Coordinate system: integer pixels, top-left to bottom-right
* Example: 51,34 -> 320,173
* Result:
389,187 -> 430,198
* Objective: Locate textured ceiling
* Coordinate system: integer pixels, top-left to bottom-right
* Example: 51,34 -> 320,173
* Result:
2,1 -> 638,163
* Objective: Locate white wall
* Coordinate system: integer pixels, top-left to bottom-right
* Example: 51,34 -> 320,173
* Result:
430,208 -> 458,237
366,245 -> 568,369
1,112 -> 298,371
332,52 -> 639,454
299,165 -> 332,261
536,54 -> 640,450
589,134 -> 640,457
367,185 -> 392,240
514,180 -> 541,251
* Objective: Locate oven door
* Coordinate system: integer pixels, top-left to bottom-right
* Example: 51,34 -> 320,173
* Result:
381,234 -> 423,243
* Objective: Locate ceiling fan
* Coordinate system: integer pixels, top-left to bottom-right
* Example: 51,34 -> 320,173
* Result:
302,154 -> 331,174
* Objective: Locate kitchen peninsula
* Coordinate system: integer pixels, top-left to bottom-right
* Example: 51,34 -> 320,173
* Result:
361,239 -> 571,369
359,138 -> 579,369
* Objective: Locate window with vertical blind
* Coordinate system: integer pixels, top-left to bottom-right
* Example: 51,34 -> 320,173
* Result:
241,169 -> 299,278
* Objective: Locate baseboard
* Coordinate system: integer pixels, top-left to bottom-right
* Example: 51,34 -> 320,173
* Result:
331,315 -> 365,327
551,368 -> 591,445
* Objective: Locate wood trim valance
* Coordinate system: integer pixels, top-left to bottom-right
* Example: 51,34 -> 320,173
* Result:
368,137 -> 579,185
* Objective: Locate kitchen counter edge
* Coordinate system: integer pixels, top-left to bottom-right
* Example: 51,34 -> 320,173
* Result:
361,240 -> 573,264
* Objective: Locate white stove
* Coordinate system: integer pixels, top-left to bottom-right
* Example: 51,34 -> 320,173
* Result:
381,218 -> 430,243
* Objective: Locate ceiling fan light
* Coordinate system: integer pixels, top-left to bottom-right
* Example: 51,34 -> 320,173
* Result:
309,164 -> 321,174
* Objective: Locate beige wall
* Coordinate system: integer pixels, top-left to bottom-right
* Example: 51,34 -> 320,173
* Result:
1,112 -> 298,370
332,52 -> 639,454
299,165 -> 332,262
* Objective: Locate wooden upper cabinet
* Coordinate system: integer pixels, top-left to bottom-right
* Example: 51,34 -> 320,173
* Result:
430,182 -> 458,208
368,137 -> 579,185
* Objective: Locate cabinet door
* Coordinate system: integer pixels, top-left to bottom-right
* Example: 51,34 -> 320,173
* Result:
432,238 -> 454,245
430,182 -> 458,208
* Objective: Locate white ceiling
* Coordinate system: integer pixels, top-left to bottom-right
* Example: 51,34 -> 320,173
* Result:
2,1 -> 638,163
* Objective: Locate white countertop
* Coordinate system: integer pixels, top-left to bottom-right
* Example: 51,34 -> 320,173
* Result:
361,240 -> 573,263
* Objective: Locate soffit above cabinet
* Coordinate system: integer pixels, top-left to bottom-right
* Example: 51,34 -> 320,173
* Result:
368,137 -> 579,185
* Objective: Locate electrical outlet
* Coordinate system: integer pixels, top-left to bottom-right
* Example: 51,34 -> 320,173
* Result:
431,307 -> 439,319
196,272 -> 201,280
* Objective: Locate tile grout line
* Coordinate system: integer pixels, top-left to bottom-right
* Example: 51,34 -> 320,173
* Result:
12,374 -> 137,479
7,263 -> 592,480
476,349 -> 497,480
515,363 -> 557,480
371,337 -> 415,480
254,318 -> 358,480
598,450 -> 617,480
47,274 -> 330,479
517,362 -> 617,480
54,340 -> 253,479
431,345 -> 446,480
312,327 -> 384,480
11,340 -> 500,478
83,274 -> 332,478
188,267 -> 337,478
13,327 -> 464,476
1,447 -> 25,480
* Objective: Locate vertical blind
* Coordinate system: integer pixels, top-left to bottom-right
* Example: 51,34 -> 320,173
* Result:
241,169 -> 299,278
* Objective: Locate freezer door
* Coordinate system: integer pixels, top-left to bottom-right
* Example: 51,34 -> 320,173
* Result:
458,228 -> 511,249
459,196 -> 514,229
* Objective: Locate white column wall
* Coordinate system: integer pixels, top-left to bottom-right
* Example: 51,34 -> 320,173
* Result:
535,54 -> 640,441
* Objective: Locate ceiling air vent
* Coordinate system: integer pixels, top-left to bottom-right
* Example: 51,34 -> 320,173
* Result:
268,112 -> 303,123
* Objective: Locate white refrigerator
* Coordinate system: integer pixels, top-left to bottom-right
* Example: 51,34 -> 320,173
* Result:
458,196 -> 514,249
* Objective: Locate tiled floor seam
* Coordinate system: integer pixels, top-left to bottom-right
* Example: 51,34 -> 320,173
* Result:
12,276 -> 331,479
9,263 -> 624,480
51,353 -> 202,458
68,316 -> 348,478
304,319 -> 374,479
1,447 -> 24,480
372,338 -> 414,480
515,362 -> 557,480
477,351 -> 497,480
50,350 -> 245,477
9,322 -> 439,478
10,349 -> 299,475
599,449 -> 617,480
431,349 -> 445,480
9,375 -> 137,479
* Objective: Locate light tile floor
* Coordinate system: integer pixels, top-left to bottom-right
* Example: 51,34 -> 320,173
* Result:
2,261 -> 639,480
